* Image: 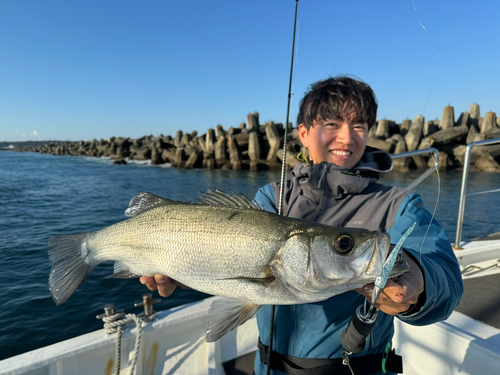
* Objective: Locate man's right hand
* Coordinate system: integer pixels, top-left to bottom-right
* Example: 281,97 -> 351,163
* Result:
140,275 -> 178,297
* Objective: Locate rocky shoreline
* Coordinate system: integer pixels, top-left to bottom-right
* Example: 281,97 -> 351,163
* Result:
11,104 -> 500,172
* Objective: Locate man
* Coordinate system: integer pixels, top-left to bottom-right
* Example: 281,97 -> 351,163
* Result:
141,76 -> 463,374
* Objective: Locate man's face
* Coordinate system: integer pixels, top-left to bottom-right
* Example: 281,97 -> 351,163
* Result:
298,116 -> 369,169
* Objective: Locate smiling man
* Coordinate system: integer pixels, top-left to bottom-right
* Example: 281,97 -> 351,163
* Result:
141,76 -> 463,375
296,78 -> 375,170
249,76 -> 462,374
299,115 -> 369,169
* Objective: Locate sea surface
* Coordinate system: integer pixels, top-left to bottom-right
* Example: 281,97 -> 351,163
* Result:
1,150 -> 500,361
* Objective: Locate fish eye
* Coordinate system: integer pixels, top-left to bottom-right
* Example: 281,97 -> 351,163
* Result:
334,234 -> 355,255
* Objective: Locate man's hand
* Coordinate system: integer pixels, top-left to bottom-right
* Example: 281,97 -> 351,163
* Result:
356,250 -> 424,315
139,275 -> 189,297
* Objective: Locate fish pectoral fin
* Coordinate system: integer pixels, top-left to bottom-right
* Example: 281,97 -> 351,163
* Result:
217,276 -> 276,286
206,298 -> 261,342
105,262 -> 141,279
125,192 -> 178,217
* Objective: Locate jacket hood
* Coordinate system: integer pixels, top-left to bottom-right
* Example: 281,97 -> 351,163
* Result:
354,146 -> 394,174
291,148 -> 393,196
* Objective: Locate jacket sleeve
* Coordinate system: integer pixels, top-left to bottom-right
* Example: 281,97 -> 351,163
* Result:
253,184 -> 278,213
388,193 -> 463,325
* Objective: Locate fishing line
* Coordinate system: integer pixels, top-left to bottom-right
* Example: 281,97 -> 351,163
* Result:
277,0 -> 300,216
267,2 -> 300,374
412,0 -> 440,58
267,2 -> 441,373
410,0 -> 442,264
340,4 -> 444,369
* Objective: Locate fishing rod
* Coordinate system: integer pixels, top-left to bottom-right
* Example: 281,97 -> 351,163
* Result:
269,2 -> 440,374
268,1 -> 300,374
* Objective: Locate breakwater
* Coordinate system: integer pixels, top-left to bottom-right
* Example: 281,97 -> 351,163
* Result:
14,104 -> 500,172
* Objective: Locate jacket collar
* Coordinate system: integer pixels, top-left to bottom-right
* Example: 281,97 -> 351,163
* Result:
291,148 -> 393,197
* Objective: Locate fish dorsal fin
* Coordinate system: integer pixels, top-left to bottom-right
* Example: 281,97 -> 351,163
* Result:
206,298 -> 261,342
198,189 -> 262,210
125,192 -> 177,217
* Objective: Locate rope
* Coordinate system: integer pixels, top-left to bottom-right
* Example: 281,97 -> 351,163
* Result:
101,312 -> 157,375
115,326 -> 123,375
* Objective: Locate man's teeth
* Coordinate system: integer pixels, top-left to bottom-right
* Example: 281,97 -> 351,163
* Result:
331,150 -> 351,156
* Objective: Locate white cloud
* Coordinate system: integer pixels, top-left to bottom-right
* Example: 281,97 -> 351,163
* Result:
17,130 -> 41,139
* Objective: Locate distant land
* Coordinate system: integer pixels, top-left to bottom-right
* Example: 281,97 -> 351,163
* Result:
0,141 -> 67,149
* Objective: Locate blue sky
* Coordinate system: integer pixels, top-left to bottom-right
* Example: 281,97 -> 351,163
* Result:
1,0 -> 499,142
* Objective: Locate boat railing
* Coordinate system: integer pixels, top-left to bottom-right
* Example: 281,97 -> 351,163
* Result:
454,137 -> 500,249
389,147 -> 440,191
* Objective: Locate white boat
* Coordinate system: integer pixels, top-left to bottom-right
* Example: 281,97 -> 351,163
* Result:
1,296 -> 499,375
2,140 -> 500,375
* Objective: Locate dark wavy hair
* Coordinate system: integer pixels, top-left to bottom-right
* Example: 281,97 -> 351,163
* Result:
297,76 -> 378,130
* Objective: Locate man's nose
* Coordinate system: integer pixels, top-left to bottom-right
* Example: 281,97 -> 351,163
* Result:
337,125 -> 354,145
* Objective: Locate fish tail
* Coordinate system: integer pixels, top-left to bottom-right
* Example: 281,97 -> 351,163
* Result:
48,231 -> 95,305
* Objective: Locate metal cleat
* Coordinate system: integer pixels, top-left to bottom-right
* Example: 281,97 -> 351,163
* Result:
96,304 -> 124,320
134,294 -> 160,317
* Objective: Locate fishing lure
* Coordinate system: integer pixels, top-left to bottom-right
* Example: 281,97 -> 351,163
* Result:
372,222 -> 417,304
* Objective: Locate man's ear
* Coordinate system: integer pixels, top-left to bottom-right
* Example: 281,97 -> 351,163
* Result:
298,123 -> 308,148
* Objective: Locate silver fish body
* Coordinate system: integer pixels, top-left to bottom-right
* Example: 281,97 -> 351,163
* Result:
48,190 -> 408,341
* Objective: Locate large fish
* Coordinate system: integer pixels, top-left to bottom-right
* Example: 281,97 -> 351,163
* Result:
48,190 -> 409,341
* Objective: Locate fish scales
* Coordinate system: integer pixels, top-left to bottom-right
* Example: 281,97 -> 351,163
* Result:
81,203 -> 303,304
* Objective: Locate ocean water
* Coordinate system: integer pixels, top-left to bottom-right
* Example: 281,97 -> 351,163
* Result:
1,150 -> 499,361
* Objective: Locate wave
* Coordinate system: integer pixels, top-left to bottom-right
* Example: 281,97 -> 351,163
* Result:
79,155 -> 172,168
124,158 -> 172,168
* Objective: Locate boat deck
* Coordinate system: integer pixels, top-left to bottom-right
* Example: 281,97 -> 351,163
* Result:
473,231 -> 500,241
223,352 -> 256,375
456,272 -> 500,330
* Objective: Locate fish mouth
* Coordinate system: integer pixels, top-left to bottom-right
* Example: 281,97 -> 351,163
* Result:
361,233 -> 390,277
378,233 -> 391,261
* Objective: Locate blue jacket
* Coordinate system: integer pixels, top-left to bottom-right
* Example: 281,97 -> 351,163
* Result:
253,154 -> 463,375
